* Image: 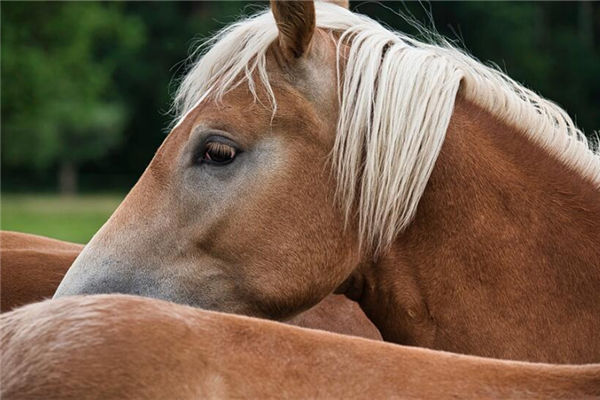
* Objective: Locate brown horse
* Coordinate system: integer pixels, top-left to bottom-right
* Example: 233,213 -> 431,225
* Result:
1,231 -> 82,312
0,231 -> 381,339
54,0 -> 600,363
2,295 -> 599,400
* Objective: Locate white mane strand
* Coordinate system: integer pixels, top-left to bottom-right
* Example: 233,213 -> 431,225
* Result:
174,2 -> 600,252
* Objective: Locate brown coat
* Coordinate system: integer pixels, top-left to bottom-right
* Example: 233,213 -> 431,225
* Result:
0,231 -> 82,312
0,231 -> 381,340
2,295 -> 598,400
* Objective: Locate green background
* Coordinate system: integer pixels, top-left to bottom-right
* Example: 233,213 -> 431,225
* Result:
2,1 -> 599,243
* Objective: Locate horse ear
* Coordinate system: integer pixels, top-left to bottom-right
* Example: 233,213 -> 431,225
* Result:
322,0 -> 349,9
271,0 -> 316,60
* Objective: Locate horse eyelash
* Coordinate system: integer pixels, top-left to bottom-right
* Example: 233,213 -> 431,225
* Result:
205,142 -> 236,159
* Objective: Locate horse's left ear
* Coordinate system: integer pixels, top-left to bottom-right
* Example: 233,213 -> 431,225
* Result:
271,0 -> 316,60
322,0 -> 349,9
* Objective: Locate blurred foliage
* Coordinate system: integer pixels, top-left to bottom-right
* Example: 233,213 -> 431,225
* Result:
1,1 -> 599,193
379,1 -> 600,141
1,3 -> 144,188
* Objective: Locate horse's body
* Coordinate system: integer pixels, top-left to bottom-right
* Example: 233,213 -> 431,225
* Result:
54,0 -> 600,363
287,292 -> 380,339
0,231 -> 380,340
356,97 -> 600,362
1,231 -> 82,312
2,295 -> 599,400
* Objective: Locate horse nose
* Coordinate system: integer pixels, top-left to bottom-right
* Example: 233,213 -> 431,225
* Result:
54,256 -> 144,298
54,273 -> 137,298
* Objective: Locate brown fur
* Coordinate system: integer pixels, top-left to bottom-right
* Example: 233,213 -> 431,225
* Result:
326,0 -> 349,9
349,96 -> 600,363
53,0 -> 600,364
287,293 -> 380,339
0,231 -> 381,340
271,0 -> 316,59
0,231 -> 82,312
2,295 -> 599,400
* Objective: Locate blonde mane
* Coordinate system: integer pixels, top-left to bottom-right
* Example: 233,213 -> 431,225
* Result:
174,2 -> 600,252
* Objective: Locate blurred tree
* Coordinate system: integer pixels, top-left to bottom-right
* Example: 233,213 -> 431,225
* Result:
1,2 -> 598,193
357,1 -> 599,144
101,1 -> 248,183
1,2 -> 144,194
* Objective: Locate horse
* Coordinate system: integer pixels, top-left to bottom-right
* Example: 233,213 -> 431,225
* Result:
0,231 -> 381,340
1,231 -> 82,312
2,295 -> 599,400
54,0 -> 600,363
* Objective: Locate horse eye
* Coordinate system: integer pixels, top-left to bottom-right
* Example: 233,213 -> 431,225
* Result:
200,141 -> 237,165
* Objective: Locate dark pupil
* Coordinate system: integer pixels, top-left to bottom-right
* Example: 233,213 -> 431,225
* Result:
205,142 -> 235,163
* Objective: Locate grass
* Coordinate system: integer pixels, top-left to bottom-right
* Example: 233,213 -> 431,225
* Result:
1,193 -> 125,244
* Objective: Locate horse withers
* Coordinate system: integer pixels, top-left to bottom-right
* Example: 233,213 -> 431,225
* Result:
54,0 -> 600,362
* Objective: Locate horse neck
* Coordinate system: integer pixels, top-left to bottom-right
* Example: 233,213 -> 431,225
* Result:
354,95 -> 600,362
